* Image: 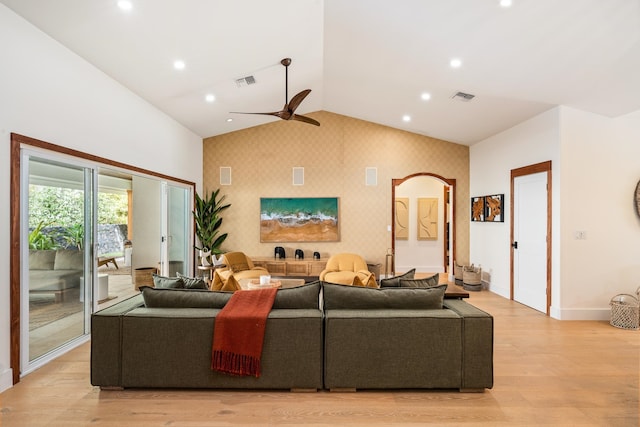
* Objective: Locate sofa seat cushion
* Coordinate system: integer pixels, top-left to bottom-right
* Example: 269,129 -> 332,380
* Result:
323,282 -> 447,310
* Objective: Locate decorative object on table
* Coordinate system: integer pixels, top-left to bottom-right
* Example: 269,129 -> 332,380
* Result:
274,246 -> 285,259
417,197 -> 438,240
635,180 -> 640,218
484,194 -> 504,222
610,287 -> 639,330
193,188 -> 231,265
230,57 -> 320,127
199,249 -> 212,266
471,197 -> 485,222
313,251 -> 320,260
295,249 -> 304,259
395,197 -> 409,240
260,197 -> 339,242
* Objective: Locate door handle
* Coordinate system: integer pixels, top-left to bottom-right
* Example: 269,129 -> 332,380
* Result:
512,241 -> 518,249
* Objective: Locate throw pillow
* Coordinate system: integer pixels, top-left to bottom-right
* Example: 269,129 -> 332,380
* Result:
140,286 -> 232,308
272,281 -> 321,309
398,272 -> 440,288
323,282 -> 447,310
152,274 -> 184,289
176,272 -> 208,289
379,268 -> 416,288
53,249 -> 84,270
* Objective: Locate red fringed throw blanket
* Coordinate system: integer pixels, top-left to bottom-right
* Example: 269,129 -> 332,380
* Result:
211,288 -> 278,377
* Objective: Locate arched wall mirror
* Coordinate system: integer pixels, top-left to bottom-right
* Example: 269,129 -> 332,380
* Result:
391,173 -> 456,277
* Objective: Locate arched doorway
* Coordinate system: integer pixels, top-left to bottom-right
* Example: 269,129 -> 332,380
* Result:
391,173 -> 456,277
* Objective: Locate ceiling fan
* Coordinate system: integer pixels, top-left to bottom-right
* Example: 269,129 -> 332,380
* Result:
231,58 -> 320,126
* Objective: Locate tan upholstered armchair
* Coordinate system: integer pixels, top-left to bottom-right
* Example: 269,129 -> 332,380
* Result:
319,253 -> 377,287
218,251 -> 267,280
211,252 -> 268,291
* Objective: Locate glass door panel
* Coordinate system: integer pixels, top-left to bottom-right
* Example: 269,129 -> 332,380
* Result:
161,183 -> 191,276
23,156 -> 94,370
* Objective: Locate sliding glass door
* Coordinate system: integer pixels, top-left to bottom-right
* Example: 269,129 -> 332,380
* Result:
161,183 -> 190,276
22,154 -> 95,372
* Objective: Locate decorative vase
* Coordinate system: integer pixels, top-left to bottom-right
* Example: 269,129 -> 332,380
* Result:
200,249 -> 212,267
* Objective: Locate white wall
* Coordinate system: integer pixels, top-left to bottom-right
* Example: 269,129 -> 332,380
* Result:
0,5 -> 203,392
395,177 -> 445,273
558,107 -> 640,319
471,105 -> 640,320
470,108 -> 561,304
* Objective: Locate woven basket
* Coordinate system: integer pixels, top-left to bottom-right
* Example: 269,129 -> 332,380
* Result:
454,261 -> 465,285
463,264 -> 482,291
134,267 -> 156,290
610,288 -> 639,330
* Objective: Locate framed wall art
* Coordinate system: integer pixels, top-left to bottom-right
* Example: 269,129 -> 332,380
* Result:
417,197 -> 438,240
395,198 -> 409,240
471,196 -> 485,222
484,194 -> 504,222
260,197 -> 339,242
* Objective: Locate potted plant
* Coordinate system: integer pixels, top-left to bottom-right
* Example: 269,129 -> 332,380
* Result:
193,189 -> 231,265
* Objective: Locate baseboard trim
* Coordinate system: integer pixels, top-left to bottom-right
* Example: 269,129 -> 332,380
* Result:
0,367 -> 13,392
550,307 -> 611,321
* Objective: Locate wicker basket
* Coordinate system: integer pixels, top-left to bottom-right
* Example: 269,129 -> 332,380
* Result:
462,264 -> 482,291
134,267 -> 156,290
454,261 -> 465,285
610,288 -> 639,330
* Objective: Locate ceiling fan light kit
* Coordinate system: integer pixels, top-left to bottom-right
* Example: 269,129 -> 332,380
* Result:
231,57 -> 320,127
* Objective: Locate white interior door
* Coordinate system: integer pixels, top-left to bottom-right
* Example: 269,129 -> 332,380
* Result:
513,171 -> 548,313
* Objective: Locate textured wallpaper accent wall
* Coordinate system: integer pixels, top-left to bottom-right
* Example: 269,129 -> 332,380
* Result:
202,111 -> 469,268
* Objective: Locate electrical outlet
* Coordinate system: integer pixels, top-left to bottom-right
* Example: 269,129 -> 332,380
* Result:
574,230 -> 587,240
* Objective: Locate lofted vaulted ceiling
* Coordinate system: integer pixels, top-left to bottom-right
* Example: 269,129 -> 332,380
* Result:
3,0 -> 640,145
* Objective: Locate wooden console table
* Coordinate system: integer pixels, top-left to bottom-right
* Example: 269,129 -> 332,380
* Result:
251,257 -> 327,277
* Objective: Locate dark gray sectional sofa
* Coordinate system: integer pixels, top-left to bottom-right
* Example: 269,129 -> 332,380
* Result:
91,281 -> 493,392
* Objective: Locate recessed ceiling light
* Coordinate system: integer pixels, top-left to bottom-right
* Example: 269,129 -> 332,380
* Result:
226,118 -> 233,122
173,60 -> 185,70
421,92 -> 431,101
402,115 -> 411,122
205,94 -> 215,103
500,0 -> 512,7
450,58 -> 462,68
117,1 -> 133,11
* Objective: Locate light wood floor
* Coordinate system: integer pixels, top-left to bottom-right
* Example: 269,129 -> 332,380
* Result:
2,289 -> 638,426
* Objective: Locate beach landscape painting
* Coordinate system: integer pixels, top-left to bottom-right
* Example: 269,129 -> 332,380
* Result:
260,197 -> 339,242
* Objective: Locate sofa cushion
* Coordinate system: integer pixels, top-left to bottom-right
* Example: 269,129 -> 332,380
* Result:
29,250 -> 57,270
141,286 -> 232,308
323,282 -> 447,310
53,249 -> 84,270
397,273 -> 440,288
177,272 -> 208,290
152,274 -> 184,289
379,268 -> 416,287
140,281 -> 322,310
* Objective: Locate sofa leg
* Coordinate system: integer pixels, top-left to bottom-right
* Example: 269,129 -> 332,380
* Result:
459,388 -> 485,393
330,388 -> 356,393
290,388 -> 317,393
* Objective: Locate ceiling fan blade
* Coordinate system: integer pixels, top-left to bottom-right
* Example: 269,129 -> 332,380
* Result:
230,111 -> 282,117
292,114 -> 320,126
287,89 -> 312,114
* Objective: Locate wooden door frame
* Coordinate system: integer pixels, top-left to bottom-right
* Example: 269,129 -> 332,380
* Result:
10,133 -> 195,385
510,160 -> 552,315
391,173 -> 456,276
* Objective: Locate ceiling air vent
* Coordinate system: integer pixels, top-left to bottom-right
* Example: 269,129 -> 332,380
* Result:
235,75 -> 256,87
452,91 -> 475,102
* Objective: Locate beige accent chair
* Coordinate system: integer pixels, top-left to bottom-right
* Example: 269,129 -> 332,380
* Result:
215,252 -> 269,280
319,253 -> 377,288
